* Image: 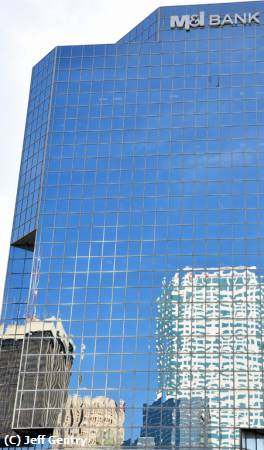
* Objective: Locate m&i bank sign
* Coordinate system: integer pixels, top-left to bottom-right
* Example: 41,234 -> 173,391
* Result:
170,11 -> 260,31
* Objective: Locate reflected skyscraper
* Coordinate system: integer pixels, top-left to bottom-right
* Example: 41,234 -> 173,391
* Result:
1,2 -> 264,449
156,268 -> 264,447
140,397 -> 210,449
0,317 -> 74,443
140,398 -> 179,448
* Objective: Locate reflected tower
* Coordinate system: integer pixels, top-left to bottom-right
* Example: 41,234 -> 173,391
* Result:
156,267 -> 264,448
0,317 -> 74,443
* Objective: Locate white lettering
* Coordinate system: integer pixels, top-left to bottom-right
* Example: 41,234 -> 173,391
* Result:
9,436 -> 21,445
190,12 -> 205,28
170,15 -> 189,30
39,435 -> 46,444
209,14 -> 221,27
171,11 -> 260,31
222,14 -> 233,26
48,436 -> 88,447
170,12 -> 204,31
248,12 -> 260,24
234,13 -> 247,25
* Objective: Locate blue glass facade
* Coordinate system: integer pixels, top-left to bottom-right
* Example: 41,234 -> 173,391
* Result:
1,2 -> 264,449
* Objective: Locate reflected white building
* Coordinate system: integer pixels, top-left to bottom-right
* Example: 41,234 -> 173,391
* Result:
156,267 -> 264,448
53,395 -> 125,448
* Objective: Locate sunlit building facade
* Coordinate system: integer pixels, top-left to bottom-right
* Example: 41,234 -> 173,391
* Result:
1,2 -> 264,449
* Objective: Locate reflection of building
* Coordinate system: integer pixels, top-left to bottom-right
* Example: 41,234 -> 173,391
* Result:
0,324 -> 25,444
0,317 -> 74,440
140,398 -> 178,448
140,397 -> 209,449
156,267 -> 264,448
177,398 -> 210,450
53,395 -> 125,447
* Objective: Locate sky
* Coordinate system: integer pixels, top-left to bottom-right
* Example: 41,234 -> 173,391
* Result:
0,0 -> 260,304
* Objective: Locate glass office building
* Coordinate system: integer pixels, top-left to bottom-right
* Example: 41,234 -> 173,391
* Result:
1,1 -> 264,449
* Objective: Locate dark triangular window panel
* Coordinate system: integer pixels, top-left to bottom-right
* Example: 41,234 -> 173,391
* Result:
11,230 -> 36,252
